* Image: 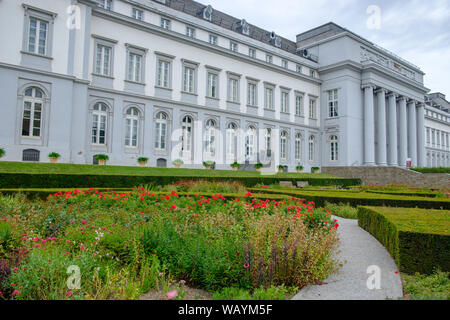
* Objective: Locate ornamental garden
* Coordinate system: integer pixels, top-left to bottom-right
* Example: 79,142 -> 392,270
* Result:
0,160 -> 449,300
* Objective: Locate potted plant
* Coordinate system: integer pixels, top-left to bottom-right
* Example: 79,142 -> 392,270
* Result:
296,165 -> 304,173
230,161 -> 240,171
312,166 -> 320,174
173,158 -> 183,168
137,157 -> 148,167
0,148 -> 4,159
48,152 -> 61,163
277,165 -> 285,173
203,160 -> 214,170
254,163 -> 263,172
95,154 -> 109,166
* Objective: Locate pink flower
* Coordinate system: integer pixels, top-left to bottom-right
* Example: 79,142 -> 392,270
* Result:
81,220 -> 87,224
11,289 -> 21,296
167,290 -> 178,300
243,263 -> 249,268
179,280 -> 186,285
395,271 -> 399,274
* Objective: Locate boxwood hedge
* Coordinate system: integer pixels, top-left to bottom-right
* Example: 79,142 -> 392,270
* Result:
248,188 -> 450,209
0,172 -> 360,189
357,206 -> 450,274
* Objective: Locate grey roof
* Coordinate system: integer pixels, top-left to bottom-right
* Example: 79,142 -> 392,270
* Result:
425,93 -> 450,113
153,0 -> 300,55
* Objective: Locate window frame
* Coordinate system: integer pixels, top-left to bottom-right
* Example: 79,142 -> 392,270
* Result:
280,131 -> 288,161
154,111 -> 168,151
22,5 -> 56,58
206,70 -> 219,99
155,54 -> 173,89
226,122 -> 238,160
131,7 -> 143,20
227,73 -> 241,104
91,102 -> 109,146
209,34 -> 218,45
264,84 -> 275,110
125,44 -> 146,84
124,107 -> 140,148
21,87 -> 44,138
230,41 -> 238,52
247,81 -> 258,107
181,60 -> 199,95
186,26 -> 196,38
295,93 -> 304,116
329,135 -> 339,161
204,119 -> 217,157
295,132 -> 302,161
328,89 -> 339,118
309,98 -> 317,120
160,17 -> 171,30
308,135 -> 315,162
280,90 -> 290,113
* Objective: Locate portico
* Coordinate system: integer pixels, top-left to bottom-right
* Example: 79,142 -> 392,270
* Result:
363,84 -> 426,167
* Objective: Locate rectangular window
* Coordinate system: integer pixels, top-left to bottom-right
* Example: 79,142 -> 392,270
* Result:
328,89 -> 338,118
296,64 -> 302,73
157,60 -> 170,88
282,59 -> 288,69
265,87 -> 274,109
228,78 -> 239,103
230,41 -> 238,52
127,52 -> 142,82
247,83 -> 257,106
309,99 -> 316,119
160,18 -> 171,30
426,128 -> 430,145
186,26 -> 196,38
209,34 -> 218,45
207,73 -> 218,98
266,54 -> 273,64
95,44 -> 112,76
295,95 -> 303,116
281,92 -> 289,113
98,0 -> 112,10
28,17 -> 48,55
183,66 -> 195,93
132,8 -> 143,20
249,48 -> 256,58
310,70 -> 316,78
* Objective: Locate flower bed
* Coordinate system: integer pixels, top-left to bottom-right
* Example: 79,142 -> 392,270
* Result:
0,188 -> 339,300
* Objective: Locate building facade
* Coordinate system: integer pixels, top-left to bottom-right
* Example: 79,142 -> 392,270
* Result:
424,93 -> 450,167
0,0 -> 437,171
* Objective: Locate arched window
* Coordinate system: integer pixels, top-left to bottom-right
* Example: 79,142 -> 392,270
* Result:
205,119 -> 216,156
92,103 -> 108,145
154,112 -> 168,150
245,126 -> 256,161
308,135 -> 315,161
181,115 -> 193,154
280,131 -> 288,160
264,128 -> 272,158
330,135 -> 338,161
22,87 -> 44,137
295,133 -> 302,161
125,107 -> 139,147
226,122 -> 237,159
22,149 -> 40,162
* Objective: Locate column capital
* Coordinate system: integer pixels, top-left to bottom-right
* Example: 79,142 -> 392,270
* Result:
375,88 -> 388,94
387,92 -> 398,99
416,101 -> 425,108
396,96 -> 407,102
361,83 -> 376,90
407,98 -> 417,105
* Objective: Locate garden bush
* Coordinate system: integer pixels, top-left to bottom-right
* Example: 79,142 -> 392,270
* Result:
410,167 -> 450,174
357,206 -> 450,274
249,188 -> 450,210
0,188 -> 339,299
0,172 -> 360,189
324,202 -> 358,219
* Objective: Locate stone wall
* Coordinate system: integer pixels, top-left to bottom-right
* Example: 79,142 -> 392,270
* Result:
322,166 -> 450,189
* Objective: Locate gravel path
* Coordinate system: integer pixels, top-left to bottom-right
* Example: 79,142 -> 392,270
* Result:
292,216 -> 403,300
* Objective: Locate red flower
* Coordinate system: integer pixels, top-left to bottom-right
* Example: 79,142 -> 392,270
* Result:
243,263 -> 249,268
170,204 -> 177,211
193,212 -> 199,217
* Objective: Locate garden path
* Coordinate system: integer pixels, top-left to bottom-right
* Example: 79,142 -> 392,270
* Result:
292,216 -> 403,300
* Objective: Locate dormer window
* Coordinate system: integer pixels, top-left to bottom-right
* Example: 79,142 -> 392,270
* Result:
269,31 -> 282,48
202,5 -> 213,21
238,19 -> 250,36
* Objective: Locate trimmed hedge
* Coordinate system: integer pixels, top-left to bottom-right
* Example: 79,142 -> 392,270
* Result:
0,172 -> 360,189
248,188 -> 450,209
0,188 -> 291,202
411,167 -> 450,174
357,206 -> 450,274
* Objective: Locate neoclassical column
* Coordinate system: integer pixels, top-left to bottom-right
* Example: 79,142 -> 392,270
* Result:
363,85 -> 376,166
376,89 -> 387,165
407,100 -> 417,167
387,93 -> 398,166
416,102 -> 426,167
398,96 -> 408,167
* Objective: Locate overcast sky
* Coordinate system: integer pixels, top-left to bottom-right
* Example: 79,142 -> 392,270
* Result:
205,0 -> 450,98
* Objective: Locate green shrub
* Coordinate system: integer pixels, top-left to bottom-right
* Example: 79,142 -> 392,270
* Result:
230,162 -> 241,169
402,270 -> 450,300
254,163 -> 263,169
202,161 -> 215,168
172,159 -> 183,166
357,206 -> 450,274
324,202 -> 358,219
137,157 -> 148,163
0,173 -> 360,189
95,154 -> 109,161
411,167 -> 450,174
296,165 -> 304,171
0,148 -> 5,158
48,152 -> 60,159
249,188 -> 450,210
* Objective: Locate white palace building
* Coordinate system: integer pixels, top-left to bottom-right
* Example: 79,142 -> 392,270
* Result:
0,0 -> 448,171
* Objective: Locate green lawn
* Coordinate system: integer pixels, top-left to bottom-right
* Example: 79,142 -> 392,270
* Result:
0,161 -> 336,178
